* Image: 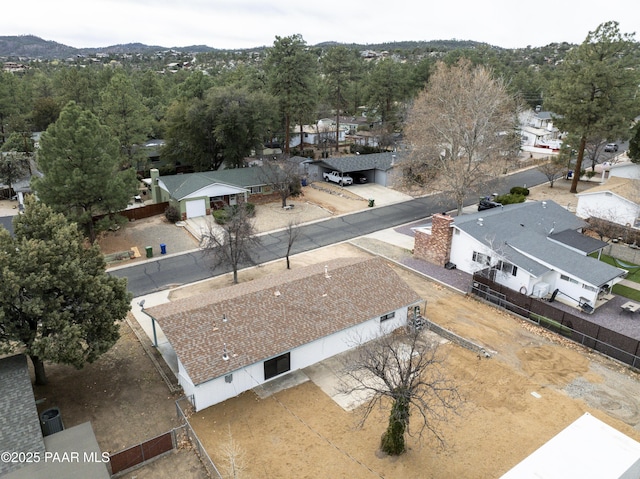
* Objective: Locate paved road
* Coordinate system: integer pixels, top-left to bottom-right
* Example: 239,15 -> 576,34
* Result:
112,168 -> 548,297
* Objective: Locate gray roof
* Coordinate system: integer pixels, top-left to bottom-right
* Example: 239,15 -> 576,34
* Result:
454,201 -> 625,287
159,167 -> 268,200
548,229 -> 608,255
318,152 -> 401,173
0,355 -> 46,476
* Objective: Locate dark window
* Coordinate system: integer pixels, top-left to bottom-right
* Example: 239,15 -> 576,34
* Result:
264,352 -> 291,380
380,311 -> 396,322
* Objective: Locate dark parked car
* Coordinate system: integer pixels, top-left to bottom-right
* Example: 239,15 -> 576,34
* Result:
604,143 -> 618,152
478,198 -> 502,211
352,173 -> 368,184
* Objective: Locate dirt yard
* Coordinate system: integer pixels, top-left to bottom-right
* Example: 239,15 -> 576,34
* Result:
171,241 -> 640,479
21,175 -> 639,478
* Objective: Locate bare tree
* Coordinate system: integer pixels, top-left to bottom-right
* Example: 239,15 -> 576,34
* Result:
259,160 -> 301,208
200,204 -> 261,284
403,59 -> 520,215
218,426 -> 247,479
537,157 -> 566,188
284,219 -> 300,269
340,326 -> 461,456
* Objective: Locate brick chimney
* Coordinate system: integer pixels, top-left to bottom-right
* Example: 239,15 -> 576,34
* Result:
413,213 -> 454,266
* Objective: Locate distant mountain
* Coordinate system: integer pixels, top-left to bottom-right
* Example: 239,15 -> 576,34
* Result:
0,34 -> 502,60
0,35 -> 217,59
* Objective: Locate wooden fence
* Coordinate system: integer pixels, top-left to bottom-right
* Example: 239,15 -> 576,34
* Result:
471,273 -> 640,369
109,428 -> 177,475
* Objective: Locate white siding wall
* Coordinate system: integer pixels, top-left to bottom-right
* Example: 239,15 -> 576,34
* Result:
449,230 -> 494,274
576,193 -> 639,226
187,310 -> 408,411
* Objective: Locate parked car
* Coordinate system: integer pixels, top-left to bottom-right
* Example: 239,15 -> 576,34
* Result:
604,143 -> 618,152
352,173 -> 368,184
478,197 -> 502,211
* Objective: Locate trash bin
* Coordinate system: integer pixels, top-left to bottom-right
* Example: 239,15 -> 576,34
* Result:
145,246 -> 153,258
368,199 -> 375,207
160,243 -> 167,255
301,178 -> 307,187
41,407 -> 64,436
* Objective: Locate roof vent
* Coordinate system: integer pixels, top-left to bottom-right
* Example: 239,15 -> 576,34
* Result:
542,201 -> 547,208
324,265 -> 331,278
222,343 -> 229,361
274,290 -> 281,297
222,314 -> 227,323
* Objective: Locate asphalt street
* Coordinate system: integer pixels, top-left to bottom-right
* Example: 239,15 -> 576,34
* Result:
111,168 -> 548,296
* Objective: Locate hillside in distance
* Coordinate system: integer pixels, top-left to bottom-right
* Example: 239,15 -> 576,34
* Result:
0,34 -> 506,60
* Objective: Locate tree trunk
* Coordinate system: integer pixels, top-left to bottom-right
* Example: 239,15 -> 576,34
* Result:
30,355 -> 47,385
380,397 -> 408,455
570,135 -> 587,194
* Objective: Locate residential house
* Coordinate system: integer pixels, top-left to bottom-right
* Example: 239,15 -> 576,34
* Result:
576,177 -> 640,228
603,161 -> 640,181
501,413 -> 640,479
519,109 -> 562,154
289,120 -> 348,149
145,257 -> 423,411
150,167 -> 270,219
413,201 -> 626,311
0,355 -> 109,478
303,151 -> 401,187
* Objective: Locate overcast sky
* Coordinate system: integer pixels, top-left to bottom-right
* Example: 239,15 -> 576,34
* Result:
4,0 -> 639,50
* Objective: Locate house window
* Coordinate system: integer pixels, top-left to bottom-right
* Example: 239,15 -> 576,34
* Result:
582,284 -> 597,292
560,274 -> 579,285
380,312 -> 396,323
250,186 -> 262,194
264,352 -> 291,380
498,260 -> 518,276
472,251 -> 491,265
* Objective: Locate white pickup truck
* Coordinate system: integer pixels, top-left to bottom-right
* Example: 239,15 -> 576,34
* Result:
322,170 -> 353,186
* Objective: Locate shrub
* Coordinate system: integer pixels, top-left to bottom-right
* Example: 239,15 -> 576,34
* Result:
509,186 -> 529,196
495,193 -> 526,205
164,205 -> 181,223
212,209 -> 228,224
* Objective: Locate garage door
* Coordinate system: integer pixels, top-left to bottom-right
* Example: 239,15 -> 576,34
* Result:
185,199 -> 206,218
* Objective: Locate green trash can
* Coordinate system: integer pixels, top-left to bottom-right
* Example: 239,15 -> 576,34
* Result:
368,198 -> 375,207
145,246 -> 153,258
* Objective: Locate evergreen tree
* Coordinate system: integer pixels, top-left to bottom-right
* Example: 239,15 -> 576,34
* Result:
265,35 -> 318,156
32,101 -> 137,242
99,71 -> 151,169
545,21 -> 640,193
0,197 -> 131,385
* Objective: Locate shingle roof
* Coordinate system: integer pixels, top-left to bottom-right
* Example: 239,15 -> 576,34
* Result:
159,167 -> 267,200
576,177 -> 640,203
147,257 -> 422,386
454,201 -> 625,287
0,355 -> 46,476
319,152 -> 401,173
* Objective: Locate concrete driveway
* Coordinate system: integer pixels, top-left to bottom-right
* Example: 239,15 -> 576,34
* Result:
348,183 -> 412,206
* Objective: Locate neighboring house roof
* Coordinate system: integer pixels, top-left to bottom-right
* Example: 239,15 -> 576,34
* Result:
454,201 -> 624,287
577,177 -> 640,204
0,355 -> 46,476
319,152 -> 400,173
159,167 -> 268,200
147,257 -> 422,386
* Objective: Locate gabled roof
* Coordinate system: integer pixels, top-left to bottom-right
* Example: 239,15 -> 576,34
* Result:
453,201 -> 624,287
159,167 -> 267,200
147,257 -> 422,386
0,355 -> 46,476
319,151 -> 400,173
576,176 -> 640,204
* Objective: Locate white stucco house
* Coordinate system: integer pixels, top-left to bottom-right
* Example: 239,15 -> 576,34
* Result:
414,201 -> 626,312
576,177 -> 640,228
145,257 -> 423,411
604,161 -> 640,181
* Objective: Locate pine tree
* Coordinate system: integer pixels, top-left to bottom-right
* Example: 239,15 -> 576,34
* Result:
32,101 -> 137,242
0,197 -> 131,385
